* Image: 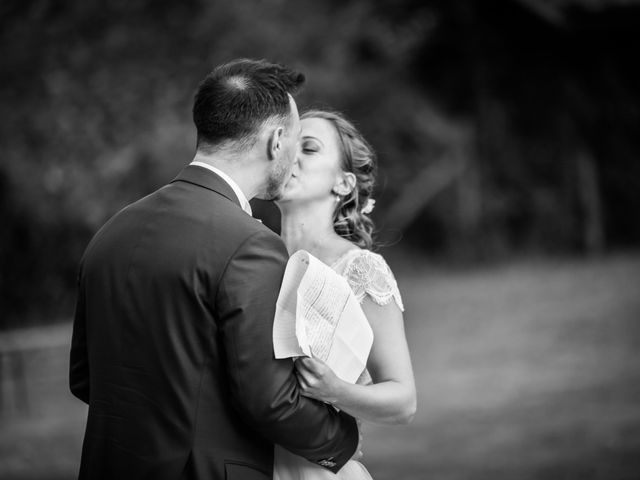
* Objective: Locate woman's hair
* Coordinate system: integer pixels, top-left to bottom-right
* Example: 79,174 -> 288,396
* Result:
301,109 -> 377,249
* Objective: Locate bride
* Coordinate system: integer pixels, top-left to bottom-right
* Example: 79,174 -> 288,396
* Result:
274,110 -> 417,479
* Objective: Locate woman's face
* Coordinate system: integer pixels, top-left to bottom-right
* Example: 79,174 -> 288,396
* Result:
279,117 -> 344,205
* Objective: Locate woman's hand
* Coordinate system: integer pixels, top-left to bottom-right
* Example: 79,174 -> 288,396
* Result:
294,354 -> 345,404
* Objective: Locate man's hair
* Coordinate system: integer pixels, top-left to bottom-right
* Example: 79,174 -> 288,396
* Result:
193,58 -> 305,152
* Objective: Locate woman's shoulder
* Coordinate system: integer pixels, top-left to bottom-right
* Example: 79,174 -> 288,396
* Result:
335,247 -> 391,271
338,248 -> 405,311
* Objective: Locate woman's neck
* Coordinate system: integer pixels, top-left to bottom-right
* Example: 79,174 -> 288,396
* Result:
279,202 -> 352,263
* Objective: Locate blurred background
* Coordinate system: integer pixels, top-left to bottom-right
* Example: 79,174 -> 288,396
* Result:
1,0 -> 639,478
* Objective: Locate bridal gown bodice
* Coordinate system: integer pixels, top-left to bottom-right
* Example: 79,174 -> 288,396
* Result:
274,248 -> 404,480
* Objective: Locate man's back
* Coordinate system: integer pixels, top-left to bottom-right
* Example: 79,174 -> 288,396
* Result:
70,166 -> 358,479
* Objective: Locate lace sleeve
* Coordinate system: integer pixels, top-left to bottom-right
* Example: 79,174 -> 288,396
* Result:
343,251 -> 404,312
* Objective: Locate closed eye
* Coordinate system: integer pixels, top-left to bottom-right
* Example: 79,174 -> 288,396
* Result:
301,137 -> 322,153
302,140 -> 320,153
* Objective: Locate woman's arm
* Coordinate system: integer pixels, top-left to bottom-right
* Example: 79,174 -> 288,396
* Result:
295,296 -> 417,425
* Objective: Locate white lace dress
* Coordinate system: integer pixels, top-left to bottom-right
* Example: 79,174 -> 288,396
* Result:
274,248 -> 404,480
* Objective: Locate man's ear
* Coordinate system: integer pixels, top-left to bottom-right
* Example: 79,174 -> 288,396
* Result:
267,127 -> 284,161
333,172 -> 356,196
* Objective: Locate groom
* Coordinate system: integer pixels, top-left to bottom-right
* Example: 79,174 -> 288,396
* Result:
69,59 -> 359,480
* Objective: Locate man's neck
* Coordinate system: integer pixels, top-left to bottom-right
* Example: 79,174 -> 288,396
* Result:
192,151 -> 264,200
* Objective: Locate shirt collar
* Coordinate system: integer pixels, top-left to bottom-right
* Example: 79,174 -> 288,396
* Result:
189,159 -> 252,216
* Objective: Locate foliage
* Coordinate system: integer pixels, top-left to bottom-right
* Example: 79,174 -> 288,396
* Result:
1,0 -> 639,326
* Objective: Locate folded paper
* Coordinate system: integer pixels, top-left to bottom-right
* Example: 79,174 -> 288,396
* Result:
273,250 -> 373,384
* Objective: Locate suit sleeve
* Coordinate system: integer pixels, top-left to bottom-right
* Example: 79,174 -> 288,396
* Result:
215,230 -> 359,472
70,261 -> 90,404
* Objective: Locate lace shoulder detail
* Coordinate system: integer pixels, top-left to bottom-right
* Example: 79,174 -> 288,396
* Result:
341,250 -> 404,312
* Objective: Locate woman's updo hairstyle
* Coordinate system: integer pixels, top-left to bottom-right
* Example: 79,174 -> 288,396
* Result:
301,109 -> 377,249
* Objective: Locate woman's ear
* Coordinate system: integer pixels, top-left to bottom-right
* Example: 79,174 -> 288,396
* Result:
333,171 -> 356,196
267,127 -> 284,161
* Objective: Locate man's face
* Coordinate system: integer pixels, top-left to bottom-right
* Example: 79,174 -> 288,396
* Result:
264,94 -> 301,200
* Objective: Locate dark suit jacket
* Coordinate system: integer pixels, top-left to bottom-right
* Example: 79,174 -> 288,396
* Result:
69,165 -> 358,480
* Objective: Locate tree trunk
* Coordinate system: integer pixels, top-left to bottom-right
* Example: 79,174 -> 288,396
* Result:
576,150 -> 605,255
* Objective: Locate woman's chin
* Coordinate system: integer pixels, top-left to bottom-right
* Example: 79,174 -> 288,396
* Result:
277,185 -> 297,203
275,195 -> 293,205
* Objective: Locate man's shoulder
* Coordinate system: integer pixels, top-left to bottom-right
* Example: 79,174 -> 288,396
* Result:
232,215 -> 287,255
84,183 -> 286,261
184,197 -> 287,266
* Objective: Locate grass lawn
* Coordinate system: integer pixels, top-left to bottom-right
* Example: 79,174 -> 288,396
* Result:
365,252 -> 640,479
1,253 -> 639,479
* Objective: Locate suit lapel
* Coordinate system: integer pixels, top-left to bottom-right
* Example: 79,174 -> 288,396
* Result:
171,164 -> 242,209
